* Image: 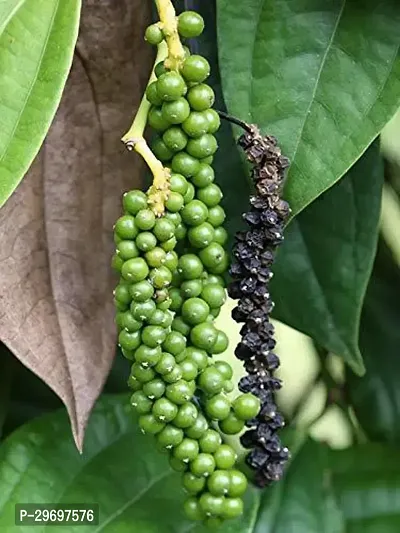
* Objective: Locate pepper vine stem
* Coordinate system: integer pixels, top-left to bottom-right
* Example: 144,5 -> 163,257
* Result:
155,0 -> 186,70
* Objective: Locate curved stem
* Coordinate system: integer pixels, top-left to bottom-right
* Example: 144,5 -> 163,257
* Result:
122,42 -> 170,216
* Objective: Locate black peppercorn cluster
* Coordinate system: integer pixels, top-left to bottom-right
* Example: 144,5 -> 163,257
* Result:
228,126 -> 291,487
111,9 -> 264,528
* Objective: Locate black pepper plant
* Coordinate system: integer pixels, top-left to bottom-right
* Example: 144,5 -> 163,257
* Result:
112,1 -> 289,525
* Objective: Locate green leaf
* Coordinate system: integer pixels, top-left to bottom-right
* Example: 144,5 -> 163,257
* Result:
347,239 -> 400,442
270,142 -> 383,374
0,0 -> 81,206
217,0 -> 400,217
331,443 -> 400,532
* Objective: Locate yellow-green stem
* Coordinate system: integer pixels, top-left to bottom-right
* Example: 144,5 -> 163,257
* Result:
122,42 -> 170,216
155,0 -> 186,70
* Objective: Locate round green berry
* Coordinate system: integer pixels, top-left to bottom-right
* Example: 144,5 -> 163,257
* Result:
119,311 -> 142,332
185,413 -> 208,439
114,284 -> 131,306
118,330 -> 141,352
184,348 -> 208,372
117,239 -> 139,261
191,453 -> 216,478
181,279 -> 203,299
164,250 -> 178,271
190,322 -> 218,352
136,209 -> 156,230
121,257 -> 149,282
123,190 -> 147,215
232,393 -> 261,420
206,394 -> 231,420
136,231 -> 157,252
178,254 -> 204,280
199,243 -> 227,273
173,402 -> 198,428
148,106 -> 170,132
214,444 -> 237,470
213,226 -> 228,245
154,352 -> 176,375
182,472 -> 206,495
111,254 -> 124,272
152,397 -> 178,422
157,72 -> 186,102
127,374 -> 142,391
182,111 -> 209,138
141,325 -> 167,348
214,361 -> 233,380
146,81 -> 163,106
172,152 -> 200,177
183,182 -> 195,203
170,173 -> 188,195
163,331 -> 187,356
172,314 -> 190,336
179,359 -> 199,381
199,493 -> 224,516
196,183 -> 222,207
153,218 -> 175,242
170,287 -> 184,312
134,345 -> 161,367
198,366 -> 224,395
163,127 -> 188,152
157,425 -> 184,449
138,413 -> 165,434
201,284 -> 226,309
145,24 -> 163,45
181,55 -> 210,83
187,134 -> 218,160
131,362 -> 156,384
210,330 -> 229,354
174,438 -> 199,461
208,470 -> 231,496
114,215 -> 138,240
182,200 -> 208,227
204,109 -> 221,134
161,236 -> 177,252
187,84 -> 215,111
199,429 -> 222,453
191,163 -> 215,188
149,266 -> 173,289
178,11 -> 204,38
165,191 -> 184,212
145,247 -> 166,268
151,137 -> 174,162
143,378 -> 166,400
182,297 -> 210,325
184,497 -> 204,521
162,97 -> 190,124
188,222 -> 215,248
163,365 -> 183,383
154,61 -> 167,78
207,205 -> 226,227
229,470 -> 248,497
166,379 -> 193,405
130,299 -> 156,321
219,411 -> 245,435
169,456 -> 188,472
129,280 -> 154,303
222,498 -> 243,519
130,391 -> 153,415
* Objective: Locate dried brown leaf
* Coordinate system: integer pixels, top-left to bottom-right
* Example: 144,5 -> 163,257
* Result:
0,0 -> 152,450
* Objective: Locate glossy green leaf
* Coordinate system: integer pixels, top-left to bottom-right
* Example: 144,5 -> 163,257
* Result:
270,142 -> 383,374
331,444 -> 400,532
217,0 -> 400,217
0,0 -> 81,207
348,240 -> 400,442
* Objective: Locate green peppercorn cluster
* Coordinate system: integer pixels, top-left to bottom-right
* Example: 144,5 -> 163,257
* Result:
111,9 -> 262,527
